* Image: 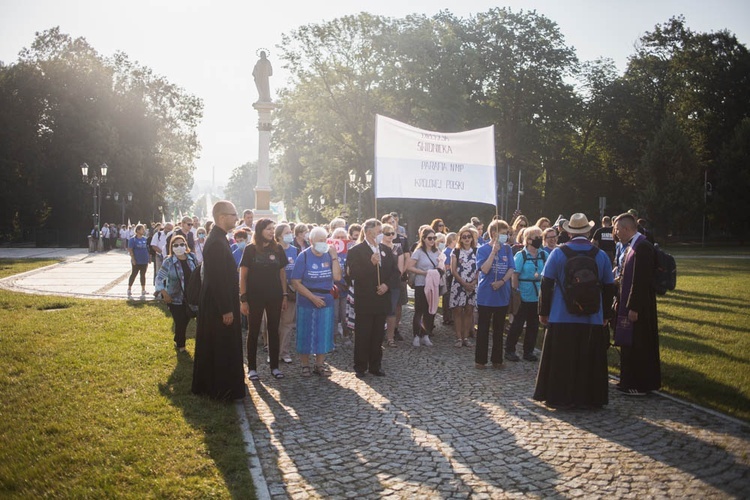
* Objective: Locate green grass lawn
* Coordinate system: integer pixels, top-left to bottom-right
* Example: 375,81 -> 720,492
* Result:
608,257 -> 750,422
0,260 -> 255,498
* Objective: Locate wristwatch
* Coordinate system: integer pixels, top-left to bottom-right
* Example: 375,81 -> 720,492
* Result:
240,293 -> 247,303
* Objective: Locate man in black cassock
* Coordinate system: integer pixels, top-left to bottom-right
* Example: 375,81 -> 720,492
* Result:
346,218 -> 400,378
613,213 -> 661,395
192,200 -> 246,401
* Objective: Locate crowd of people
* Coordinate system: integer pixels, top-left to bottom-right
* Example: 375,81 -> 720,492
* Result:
118,201 -> 660,406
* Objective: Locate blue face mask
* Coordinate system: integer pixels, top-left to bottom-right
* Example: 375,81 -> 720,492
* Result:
314,242 -> 329,254
236,241 -> 247,250
438,242 -> 446,251
498,234 -> 508,244
283,234 -> 294,244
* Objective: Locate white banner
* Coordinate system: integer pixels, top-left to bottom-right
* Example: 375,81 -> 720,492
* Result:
375,115 -> 497,206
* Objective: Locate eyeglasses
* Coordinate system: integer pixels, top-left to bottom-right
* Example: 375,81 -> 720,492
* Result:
425,236 -> 436,241
172,243 -> 186,248
383,232 -> 395,236
461,234 -> 473,239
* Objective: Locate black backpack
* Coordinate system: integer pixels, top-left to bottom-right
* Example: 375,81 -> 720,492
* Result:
652,244 -> 676,295
185,261 -> 203,309
560,245 -> 602,315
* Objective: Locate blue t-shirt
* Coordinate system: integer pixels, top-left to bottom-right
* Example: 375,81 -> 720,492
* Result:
513,248 -> 548,302
443,247 -> 452,267
476,243 -> 515,307
542,239 -> 615,325
129,236 -> 150,265
283,245 -> 298,284
291,248 -> 334,308
232,246 -> 245,267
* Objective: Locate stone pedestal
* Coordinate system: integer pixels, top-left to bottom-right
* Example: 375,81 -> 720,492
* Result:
252,100 -> 277,220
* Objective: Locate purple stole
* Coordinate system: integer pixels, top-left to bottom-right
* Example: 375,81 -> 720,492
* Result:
614,235 -> 642,347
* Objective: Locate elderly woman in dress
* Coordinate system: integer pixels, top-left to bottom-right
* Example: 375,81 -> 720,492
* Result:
291,226 -> 341,376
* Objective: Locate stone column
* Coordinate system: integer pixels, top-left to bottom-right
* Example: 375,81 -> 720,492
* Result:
252,101 -> 277,220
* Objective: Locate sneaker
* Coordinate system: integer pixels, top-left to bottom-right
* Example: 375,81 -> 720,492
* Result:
462,339 -> 473,347
492,362 -> 504,370
282,355 -> 293,364
505,352 -> 521,362
523,353 -> 538,362
421,336 -> 433,347
247,370 -> 259,381
413,336 -> 421,347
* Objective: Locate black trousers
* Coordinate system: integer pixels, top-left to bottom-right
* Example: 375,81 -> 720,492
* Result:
412,286 -> 435,338
475,305 -> 508,364
247,296 -> 282,371
168,303 -> 191,348
354,311 -> 387,374
128,263 -> 148,287
506,301 -> 540,356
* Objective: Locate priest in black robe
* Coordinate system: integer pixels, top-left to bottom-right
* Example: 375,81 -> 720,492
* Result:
192,201 -> 246,401
613,213 -> 661,395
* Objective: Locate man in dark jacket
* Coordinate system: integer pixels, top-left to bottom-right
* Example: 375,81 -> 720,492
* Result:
346,218 -> 400,378
191,201 -> 246,401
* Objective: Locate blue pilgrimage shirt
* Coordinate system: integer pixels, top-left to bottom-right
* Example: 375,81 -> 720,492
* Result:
542,238 -> 615,325
291,248 -> 334,308
476,243 -> 515,307
128,236 -> 150,265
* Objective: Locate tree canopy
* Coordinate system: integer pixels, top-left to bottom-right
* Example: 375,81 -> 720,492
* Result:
0,27 -> 202,243
272,11 -> 749,240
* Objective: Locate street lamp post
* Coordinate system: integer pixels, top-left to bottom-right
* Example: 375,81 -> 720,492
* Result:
113,191 -> 133,225
348,169 -> 373,223
81,162 -> 108,251
308,195 -> 326,220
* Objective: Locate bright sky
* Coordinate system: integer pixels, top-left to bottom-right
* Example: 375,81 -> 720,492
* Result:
1,0 -> 748,189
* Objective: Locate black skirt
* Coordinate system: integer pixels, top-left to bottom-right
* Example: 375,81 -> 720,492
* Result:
533,322 -> 610,408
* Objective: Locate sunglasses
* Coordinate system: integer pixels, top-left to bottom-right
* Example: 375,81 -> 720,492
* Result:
425,236 -> 436,241
461,234 -> 473,239
173,243 -> 186,248
186,223 -> 193,227
383,232 -> 395,236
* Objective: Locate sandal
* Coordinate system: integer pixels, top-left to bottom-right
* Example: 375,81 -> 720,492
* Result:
248,370 -> 259,381
387,339 -> 397,347
313,364 -> 331,377
272,369 -> 284,379
463,339 -> 473,347
454,339 -> 463,348
301,366 -> 312,377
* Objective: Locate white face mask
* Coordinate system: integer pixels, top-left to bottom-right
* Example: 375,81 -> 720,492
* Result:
172,246 -> 186,256
438,242 -> 446,251
313,242 -> 328,254
283,233 -> 294,244
498,234 -> 509,244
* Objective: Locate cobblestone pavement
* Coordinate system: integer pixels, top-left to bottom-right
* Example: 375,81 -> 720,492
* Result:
245,311 -> 750,499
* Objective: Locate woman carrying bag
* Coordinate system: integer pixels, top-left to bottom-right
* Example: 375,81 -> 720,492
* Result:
155,234 -> 198,352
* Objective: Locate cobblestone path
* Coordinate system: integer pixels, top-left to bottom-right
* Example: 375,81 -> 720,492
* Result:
244,310 -> 750,499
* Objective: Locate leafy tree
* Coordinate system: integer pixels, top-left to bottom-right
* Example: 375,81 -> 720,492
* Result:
224,161 -> 257,213
713,118 -> 750,242
0,27 -> 202,242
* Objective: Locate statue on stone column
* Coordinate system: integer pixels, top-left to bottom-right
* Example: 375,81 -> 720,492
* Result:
253,50 -> 273,103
